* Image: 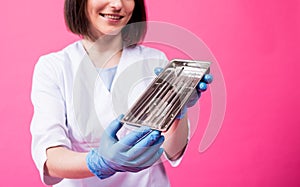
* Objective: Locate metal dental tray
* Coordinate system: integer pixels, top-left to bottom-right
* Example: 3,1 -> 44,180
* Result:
121,59 -> 211,131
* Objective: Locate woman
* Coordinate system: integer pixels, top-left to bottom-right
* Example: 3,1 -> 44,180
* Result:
30,0 -> 212,186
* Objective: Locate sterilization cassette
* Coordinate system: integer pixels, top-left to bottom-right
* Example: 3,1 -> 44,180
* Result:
121,59 -> 211,131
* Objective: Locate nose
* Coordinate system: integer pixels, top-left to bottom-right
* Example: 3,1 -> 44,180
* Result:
109,0 -> 122,10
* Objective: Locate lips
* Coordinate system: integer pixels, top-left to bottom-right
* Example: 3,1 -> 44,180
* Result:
100,13 -> 124,20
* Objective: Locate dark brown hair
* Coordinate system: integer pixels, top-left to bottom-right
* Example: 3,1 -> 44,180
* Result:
64,0 -> 147,46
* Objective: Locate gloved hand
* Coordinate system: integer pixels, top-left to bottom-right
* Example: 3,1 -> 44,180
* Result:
154,67 -> 213,119
86,115 -> 165,179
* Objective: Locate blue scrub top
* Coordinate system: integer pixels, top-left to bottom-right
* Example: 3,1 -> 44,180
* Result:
97,66 -> 118,92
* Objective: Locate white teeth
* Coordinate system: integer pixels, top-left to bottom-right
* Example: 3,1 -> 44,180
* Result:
103,14 -> 121,20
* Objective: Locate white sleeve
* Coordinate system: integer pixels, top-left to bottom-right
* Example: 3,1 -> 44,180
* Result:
30,56 -> 71,185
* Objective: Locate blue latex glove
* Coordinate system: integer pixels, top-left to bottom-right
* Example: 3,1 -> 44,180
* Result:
86,115 -> 165,179
154,67 -> 213,119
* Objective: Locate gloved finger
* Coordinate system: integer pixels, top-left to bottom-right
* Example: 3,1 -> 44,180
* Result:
111,164 -> 140,173
197,82 -> 207,92
134,130 -> 162,147
117,126 -> 152,151
154,67 -> 163,76
104,114 -> 124,141
126,133 -> 164,159
101,158 -> 126,173
138,147 -> 164,168
201,74 -> 213,84
129,136 -> 164,164
122,147 -> 164,172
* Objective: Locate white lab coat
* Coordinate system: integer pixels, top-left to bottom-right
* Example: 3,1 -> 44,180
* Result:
30,41 -> 185,187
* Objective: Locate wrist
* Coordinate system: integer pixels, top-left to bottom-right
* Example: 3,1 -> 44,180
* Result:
86,149 -> 116,179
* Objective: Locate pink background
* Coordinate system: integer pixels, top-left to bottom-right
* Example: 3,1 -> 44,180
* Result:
1,0 -> 299,186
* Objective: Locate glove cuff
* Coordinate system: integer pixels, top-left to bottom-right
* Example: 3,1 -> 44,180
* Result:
86,149 -> 116,179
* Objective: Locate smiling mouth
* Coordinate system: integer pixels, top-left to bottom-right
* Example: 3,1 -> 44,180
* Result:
100,13 -> 124,20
